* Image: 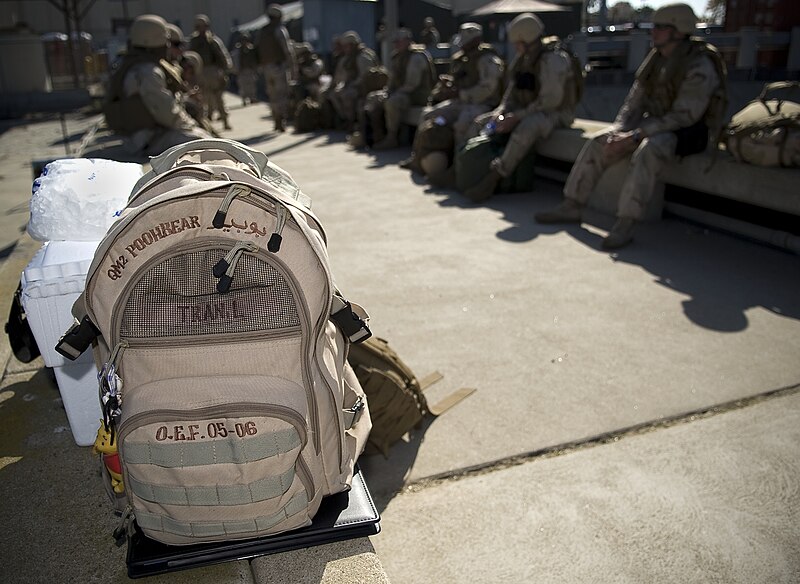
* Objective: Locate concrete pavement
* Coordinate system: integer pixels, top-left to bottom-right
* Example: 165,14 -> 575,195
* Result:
1,91 -> 799,583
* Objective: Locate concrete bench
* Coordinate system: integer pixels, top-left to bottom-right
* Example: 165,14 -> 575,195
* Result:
533,119 -> 800,237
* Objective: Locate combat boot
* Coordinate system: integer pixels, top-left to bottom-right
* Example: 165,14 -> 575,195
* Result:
601,218 -> 636,250
534,199 -> 584,224
274,118 -> 285,133
399,153 -> 421,172
223,118 -> 232,130
463,168 -> 500,203
347,131 -> 365,150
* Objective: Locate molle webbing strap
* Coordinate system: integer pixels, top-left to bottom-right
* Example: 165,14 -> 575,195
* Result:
122,427 -> 301,467
129,467 -> 296,506
134,491 -> 308,537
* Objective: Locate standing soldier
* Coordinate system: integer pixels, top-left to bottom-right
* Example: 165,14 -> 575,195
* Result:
420,17 -> 440,47
330,31 -> 379,134
257,3 -> 296,132
464,13 -> 581,202
401,22 -> 504,176
102,14 -> 211,156
189,14 -> 234,130
535,2 -> 726,250
368,28 -> 436,150
236,32 -> 259,106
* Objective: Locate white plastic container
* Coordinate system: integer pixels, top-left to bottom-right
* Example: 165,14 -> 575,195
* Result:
21,240 -> 101,446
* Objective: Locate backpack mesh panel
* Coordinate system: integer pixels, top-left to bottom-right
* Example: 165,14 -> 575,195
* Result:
120,248 -> 300,339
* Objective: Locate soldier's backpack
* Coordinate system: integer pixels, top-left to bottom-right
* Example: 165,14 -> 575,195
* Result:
56,139 -> 373,546
455,134 -> 537,200
362,66 -> 389,96
725,81 -> 800,168
414,117 -> 456,163
347,336 -> 475,457
294,97 -> 323,133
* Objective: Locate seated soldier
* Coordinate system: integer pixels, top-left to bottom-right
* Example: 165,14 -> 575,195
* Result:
464,13 -> 580,202
103,14 -> 211,157
295,42 -> 325,101
180,50 -> 219,137
401,22 -> 504,182
535,2 -> 726,250
367,28 -> 436,151
329,31 -> 380,134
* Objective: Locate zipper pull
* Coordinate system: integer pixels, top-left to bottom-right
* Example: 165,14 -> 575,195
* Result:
268,202 -> 289,252
98,340 -> 128,442
214,241 -> 259,293
213,184 -> 250,228
112,505 -> 134,547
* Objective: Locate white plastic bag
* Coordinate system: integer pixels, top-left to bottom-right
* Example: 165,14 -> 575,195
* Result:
28,158 -> 143,241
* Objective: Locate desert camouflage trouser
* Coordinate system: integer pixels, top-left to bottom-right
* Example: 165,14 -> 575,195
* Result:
423,99 -> 493,149
330,84 -> 360,130
469,110 -> 564,177
564,128 -> 678,220
201,65 -> 228,122
263,62 -> 291,121
238,68 -> 258,102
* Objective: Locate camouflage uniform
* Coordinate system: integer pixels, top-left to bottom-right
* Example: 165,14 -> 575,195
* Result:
188,29 -> 233,128
469,41 -> 578,177
330,37 -> 379,131
563,40 -> 721,220
257,15 -> 295,131
119,58 -> 211,155
295,43 -> 324,101
423,42 -> 503,148
236,35 -> 260,105
368,41 -> 435,148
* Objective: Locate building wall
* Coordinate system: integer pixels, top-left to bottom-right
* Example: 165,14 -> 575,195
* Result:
724,0 -> 800,32
0,0 -> 266,47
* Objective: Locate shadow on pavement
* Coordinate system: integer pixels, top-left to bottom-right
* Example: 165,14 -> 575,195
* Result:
357,417 -> 433,513
568,218 -> 800,332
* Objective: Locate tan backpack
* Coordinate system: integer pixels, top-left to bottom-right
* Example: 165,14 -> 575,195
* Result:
57,139 -> 373,546
348,336 -> 474,457
725,81 -> 800,168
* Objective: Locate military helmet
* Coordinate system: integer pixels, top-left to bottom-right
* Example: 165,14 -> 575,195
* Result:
130,14 -> 168,49
341,30 -> 362,45
181,50 -> 203,75
508,12 -> 544,44
194,14 -> 210,28
424,17 -> 434,27
458,22 -> 483,47
166,23 -> 184,45
267,4 -> 282,18
652,3 -> 698,35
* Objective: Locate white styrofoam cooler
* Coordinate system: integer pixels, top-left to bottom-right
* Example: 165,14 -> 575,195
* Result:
21,240 -> 101,446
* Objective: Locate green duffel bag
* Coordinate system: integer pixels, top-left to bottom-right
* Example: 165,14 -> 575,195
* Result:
455,134 -> 537,197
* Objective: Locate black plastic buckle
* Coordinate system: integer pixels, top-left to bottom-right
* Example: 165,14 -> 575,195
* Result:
55,316 -> 100,360
331,300 -> 371,344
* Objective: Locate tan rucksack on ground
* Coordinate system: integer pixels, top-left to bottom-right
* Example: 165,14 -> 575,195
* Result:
348,336 -> 474,457
294,97 -> 323,133
57,139 -> 373,546
725,81 -> 800,168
